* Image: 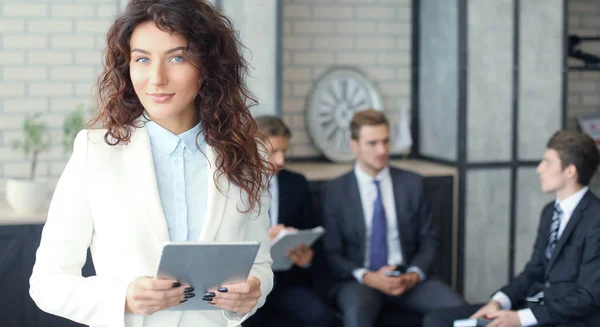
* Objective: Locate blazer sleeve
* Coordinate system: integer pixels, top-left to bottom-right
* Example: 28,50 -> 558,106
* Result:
498,205 -> 550,304
222,168 -> 274,326
321,180 -> 362,279
29,130 -> 130,327
530,220 -> 600,325
406,177 -> 439,274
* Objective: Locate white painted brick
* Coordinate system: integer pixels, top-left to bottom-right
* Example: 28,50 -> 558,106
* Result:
569,27 -> 598,36
51,161 -> 68,176
3,4 -> 48,17
0,115 -> 26,129
570,81 -> 598,92
378,52 -> 411,65
293,52 -> 336,65
582,95 -> 600,105
284,21 -> 293,34
582,16 -> 600,27
568,95 -> 580,106
51,36 -> 95,49
367,68 -> 396,81
3,100 -> 48,114
284,52 -> 293,65
4,36 -> 48,49
75,20 -> 112,34
581,71 -> 600,80
0,51 -> 25,65
337,52 -> 377,65
313,6 -> 354,19
4,162 -> 50,179
355,6 -> 396,19
570,2 -> 598,14
378,22 -> 411,35
0,84 -> 26,97
3,67 -> 48,81
356,36 -> 396,50
28,51 -> 73,65
336,21 -> 376,34
284,67 -> 312,81
51,67 -> 95,81
290,114 -> 307,129
284,83 -> 293,97
294,21 -> 335,34
336,0 -> 376,3
0,147 -> 24,161
75,50 -> 102,64
28,19 -> 73,33
284,4 -> 312,18
292,82 -> 312,97
314,36 -> 354,49
51,4 -> 94,17
284,36 -> 312,50
290,129 -> 310,145
0,19 -> 25,33
29,83 -> 73,97
284,99 -> 306,113
96,4 -> 118,18
378,81 -> 411,96
76,83 -> 96,96
42,113 -> 69,128
290,144 -> 320,158
51,99 -> 91,113
396,68 -> 411,81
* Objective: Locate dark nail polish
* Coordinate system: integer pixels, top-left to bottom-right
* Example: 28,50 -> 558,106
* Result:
218,287 -> 228,292
184,287 -> 195,293
180,299 -> 188,303
204,292 -> 216,297
172,282 -> 181,288
184,293 -> 196,299
202,296 -> 214,301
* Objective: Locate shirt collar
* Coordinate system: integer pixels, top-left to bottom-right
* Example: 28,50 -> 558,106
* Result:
556,186 -> 589,215
354,163 -> 390,184
146,119 -> 202,154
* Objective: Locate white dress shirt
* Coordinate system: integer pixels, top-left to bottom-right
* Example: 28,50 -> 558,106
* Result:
492,186 -> 589,326
269,174 -> 279,227
351,164 -> 425,283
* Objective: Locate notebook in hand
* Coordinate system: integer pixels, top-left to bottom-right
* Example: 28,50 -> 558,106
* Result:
453,318 -> 492,327
270,226 -> 325,271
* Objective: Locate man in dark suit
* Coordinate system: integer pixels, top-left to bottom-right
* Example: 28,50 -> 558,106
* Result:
243,116 -> 334,327
424,130 -> 600,327
321,109 -> 465,327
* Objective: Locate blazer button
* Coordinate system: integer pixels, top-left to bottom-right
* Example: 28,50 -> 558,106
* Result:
545,282 -> 551,287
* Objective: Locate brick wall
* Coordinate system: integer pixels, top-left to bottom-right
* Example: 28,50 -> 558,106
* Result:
567,0 -> 600,193
281,0 -> 412,158
0,0 -> 117,196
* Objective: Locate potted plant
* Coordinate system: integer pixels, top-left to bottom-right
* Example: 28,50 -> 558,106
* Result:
62,104 -> 87,153
6,112 -> 50,214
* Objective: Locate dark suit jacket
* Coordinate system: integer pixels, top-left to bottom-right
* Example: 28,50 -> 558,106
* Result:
498,190 -> 600,326
272,169 -> 323,289
321,166 -> 439,290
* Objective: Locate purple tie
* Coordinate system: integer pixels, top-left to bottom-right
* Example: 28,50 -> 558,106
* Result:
369,180 -> 388,271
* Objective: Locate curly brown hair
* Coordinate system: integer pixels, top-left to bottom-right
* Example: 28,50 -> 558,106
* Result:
91,0 -> 268,213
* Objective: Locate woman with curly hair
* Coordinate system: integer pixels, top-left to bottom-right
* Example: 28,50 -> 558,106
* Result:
29,1 -> 273,326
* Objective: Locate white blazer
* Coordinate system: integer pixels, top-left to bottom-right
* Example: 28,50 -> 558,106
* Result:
29,126 -> 273,327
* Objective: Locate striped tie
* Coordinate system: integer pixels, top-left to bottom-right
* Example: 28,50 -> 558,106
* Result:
545,202 -> 562,260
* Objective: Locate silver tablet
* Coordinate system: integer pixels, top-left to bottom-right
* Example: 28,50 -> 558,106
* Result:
155,241 -> 260,311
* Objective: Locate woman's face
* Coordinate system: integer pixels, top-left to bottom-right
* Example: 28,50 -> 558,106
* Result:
129,21 -> 201,130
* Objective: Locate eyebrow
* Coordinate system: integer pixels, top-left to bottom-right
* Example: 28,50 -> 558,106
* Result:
131,46 -> 186,55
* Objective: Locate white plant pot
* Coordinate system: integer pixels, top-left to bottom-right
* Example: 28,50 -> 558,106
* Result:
6,178 -> 47,215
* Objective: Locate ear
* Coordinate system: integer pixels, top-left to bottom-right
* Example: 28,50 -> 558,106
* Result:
350,139 -> 359,154
565,164 -> 578,181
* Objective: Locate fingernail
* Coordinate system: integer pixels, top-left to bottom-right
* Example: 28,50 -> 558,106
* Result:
202,296 -> 214,301
218,287 -> 228,292
180,299 -> 188,303
184,293 -> 196,299
184,287 -> 195,293
204,292 -> 216,297
172,282 -> 181,288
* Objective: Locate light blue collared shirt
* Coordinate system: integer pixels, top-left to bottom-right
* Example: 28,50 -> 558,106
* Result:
146,120 -> 208,242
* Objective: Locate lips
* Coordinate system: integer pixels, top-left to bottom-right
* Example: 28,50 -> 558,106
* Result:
148,93 -> 174,103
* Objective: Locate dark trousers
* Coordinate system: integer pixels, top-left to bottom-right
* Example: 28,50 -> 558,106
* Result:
244,285 -> 335,327
336,278 -> 465,327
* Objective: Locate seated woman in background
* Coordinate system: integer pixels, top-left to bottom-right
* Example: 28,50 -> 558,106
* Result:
29,1 -> 273,326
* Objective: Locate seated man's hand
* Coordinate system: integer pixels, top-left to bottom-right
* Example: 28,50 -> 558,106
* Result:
287,244 -> 313,267
363,266 -> 409,296
470,300 -> 502,319
486,310 -> 521,327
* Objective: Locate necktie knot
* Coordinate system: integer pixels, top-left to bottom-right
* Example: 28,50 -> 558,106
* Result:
554,202 -> 562,215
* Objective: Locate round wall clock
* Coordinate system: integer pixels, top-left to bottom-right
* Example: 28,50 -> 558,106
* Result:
305,67 -> 384,163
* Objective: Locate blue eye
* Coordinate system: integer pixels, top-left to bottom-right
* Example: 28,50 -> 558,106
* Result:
171,56 -> 184,62
136,57 -> 150,63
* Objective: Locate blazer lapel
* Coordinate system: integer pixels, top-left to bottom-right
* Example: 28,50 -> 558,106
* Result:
347,173 -> 367,255
547,191 -> 592,272
198,145 -> 229,241
124,125 -> 170,245
390,169 -> 409,259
